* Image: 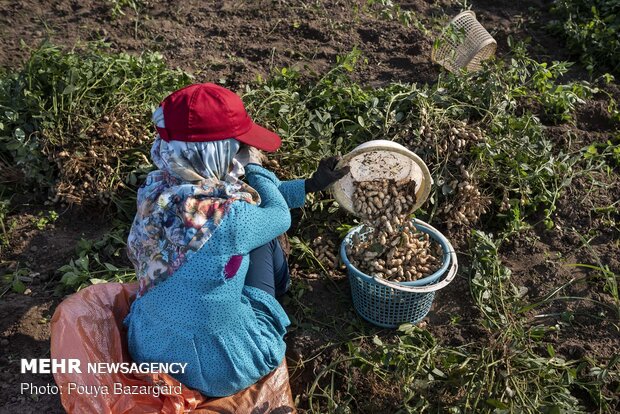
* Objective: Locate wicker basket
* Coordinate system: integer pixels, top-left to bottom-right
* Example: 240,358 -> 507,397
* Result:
340,219 -> 458,328
431,10 -> 497,73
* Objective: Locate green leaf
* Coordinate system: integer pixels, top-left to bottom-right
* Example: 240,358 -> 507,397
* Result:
62,85 -> 77,94
13,128 -> 25,142
62,270 -> 77,280
431,368 -> 446,378
61,272 -> 79,286
12,277 -> 26,294
104,263 -> 119,271
58,264 -> 74,272
485,398 -> 509,409
76,255 -> 89,271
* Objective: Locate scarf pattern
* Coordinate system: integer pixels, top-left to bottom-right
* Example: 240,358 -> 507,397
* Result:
128,172 -> 259,297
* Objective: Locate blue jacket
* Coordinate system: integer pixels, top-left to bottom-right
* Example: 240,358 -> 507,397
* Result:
124,164 -> 306,397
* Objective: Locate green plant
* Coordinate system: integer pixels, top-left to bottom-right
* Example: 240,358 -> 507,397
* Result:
584,137 -> 620,168
567,228 -> 620,319
243,39 -> 600,241
31,210 -> 58,230
107,0 -> 149,39
363,0 -> 429,32
302,230 -> 618,412
1,265 -> 31,295
0,42 -> 191,213
288,235 -> 331,272
108,0 -> 146,18
307,324 -> 619,412
549,0 -> 620,74
58,221 -> 135,290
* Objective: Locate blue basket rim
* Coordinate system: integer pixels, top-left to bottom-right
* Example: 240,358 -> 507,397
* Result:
340,218 -> 451,287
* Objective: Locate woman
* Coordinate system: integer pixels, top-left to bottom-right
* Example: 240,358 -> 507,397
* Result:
124,83 -> 348,397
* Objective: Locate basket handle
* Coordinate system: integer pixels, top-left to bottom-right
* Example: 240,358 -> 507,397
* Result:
370,223 -> 459,293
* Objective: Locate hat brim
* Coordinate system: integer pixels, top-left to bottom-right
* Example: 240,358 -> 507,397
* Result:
235,122 -> 282,152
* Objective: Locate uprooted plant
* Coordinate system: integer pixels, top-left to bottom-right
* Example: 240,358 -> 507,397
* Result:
0,42 -> 191,214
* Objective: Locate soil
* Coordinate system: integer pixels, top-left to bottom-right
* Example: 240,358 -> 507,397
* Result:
0,205 -> 109,413
0,0 -> 618,413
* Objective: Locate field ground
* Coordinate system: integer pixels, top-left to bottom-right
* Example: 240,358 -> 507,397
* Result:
0,0 -> 618,413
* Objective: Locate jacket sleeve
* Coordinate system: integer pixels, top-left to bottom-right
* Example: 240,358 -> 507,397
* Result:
252,164 -> 306,209
227,164 -> 292,254
277,179 -> 306,209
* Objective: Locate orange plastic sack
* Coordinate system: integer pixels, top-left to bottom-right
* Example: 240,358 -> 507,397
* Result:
50,282 -> 296,414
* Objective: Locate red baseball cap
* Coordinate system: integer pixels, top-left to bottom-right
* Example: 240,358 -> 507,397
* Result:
156,83 -> 282,152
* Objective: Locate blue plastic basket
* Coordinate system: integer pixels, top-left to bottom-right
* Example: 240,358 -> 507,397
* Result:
340,219 -> 458,328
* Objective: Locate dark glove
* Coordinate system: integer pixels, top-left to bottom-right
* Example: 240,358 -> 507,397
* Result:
305,156 -> 350,193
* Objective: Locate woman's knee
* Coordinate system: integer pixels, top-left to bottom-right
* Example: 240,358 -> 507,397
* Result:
245,238 -> 289,297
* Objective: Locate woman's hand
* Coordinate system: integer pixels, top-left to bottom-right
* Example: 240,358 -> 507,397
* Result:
305,156 -> 350,193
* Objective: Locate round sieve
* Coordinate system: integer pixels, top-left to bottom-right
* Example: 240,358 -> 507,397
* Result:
332,140 -> 432,215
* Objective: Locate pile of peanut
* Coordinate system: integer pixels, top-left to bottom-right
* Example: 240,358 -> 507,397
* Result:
407,118 -> 491,230
49,109 -> 150,205
345,179 -> 442,282
439,164 -> 491,230
312,236 -> 338,269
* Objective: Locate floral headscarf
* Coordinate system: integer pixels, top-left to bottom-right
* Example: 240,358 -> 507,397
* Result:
127,107 -> 260,297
